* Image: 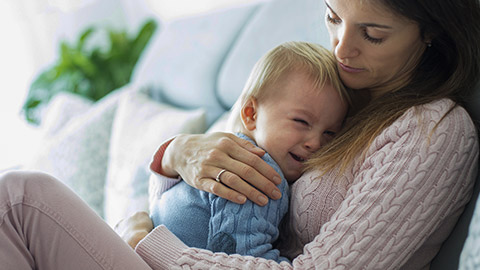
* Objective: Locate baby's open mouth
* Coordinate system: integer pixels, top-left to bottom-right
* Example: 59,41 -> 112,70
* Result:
290,153 -> 305,162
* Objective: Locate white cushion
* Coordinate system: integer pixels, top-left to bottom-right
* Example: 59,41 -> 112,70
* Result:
27,89 -> 127,217
41,92 -> 93,136
103,91 -> 207,227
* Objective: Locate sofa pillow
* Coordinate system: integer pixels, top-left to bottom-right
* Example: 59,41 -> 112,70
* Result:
103,91 -> 207,227
26,88 -> 127,217
217,0 -> 329,107
130,3 -> 260,126
40,92 -> 93,136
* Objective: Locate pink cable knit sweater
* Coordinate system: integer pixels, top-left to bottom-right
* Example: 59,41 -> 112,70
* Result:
136,99 -> 479,269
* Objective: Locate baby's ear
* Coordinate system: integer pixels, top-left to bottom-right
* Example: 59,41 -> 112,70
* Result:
240,97 -> 258,131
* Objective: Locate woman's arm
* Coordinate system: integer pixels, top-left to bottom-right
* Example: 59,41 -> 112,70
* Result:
151,132 -> 283,206
135,101 -> 478,269
289,101 -> 478,268
285,103 -> 478,269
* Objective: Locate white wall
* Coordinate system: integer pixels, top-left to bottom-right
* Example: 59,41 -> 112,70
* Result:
0,1 -> 40,171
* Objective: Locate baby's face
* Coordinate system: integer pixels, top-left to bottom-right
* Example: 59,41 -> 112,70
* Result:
252,72 -> 347,182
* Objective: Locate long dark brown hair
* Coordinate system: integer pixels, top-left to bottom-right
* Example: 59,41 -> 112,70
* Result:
306,0 -> 480,174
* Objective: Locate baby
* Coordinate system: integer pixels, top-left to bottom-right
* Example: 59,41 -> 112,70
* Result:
149,41 -> 349,263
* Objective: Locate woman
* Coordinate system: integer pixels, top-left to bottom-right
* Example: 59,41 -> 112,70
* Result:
0,0 -> 479,269
126,0 -> 480,268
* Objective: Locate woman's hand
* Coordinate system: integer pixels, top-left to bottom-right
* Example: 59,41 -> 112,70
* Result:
162,132 -> 283,206
114,211 -> 153,249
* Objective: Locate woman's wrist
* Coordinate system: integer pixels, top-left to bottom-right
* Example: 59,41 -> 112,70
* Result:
161,136 -> 183,178
150,137 -> 179,178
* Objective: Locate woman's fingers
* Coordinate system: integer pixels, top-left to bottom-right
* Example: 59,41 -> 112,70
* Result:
207,134 -> 283,204
218,159 -> 282,204
212,171 -> 275,206
224,134 -> 283,185
164,132 -> 283,205
202,135 -> 283,205
218,136 -> 283,199
199,177 -> 247,204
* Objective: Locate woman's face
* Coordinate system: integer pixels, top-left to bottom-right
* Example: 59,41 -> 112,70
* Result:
325,0 -> 427,97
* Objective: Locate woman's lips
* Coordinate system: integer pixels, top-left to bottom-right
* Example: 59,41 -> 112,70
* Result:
339,62 -> 364,73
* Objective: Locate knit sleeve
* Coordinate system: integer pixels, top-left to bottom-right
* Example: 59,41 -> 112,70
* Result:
136,101 -> 479,269
290,102 -> 479,269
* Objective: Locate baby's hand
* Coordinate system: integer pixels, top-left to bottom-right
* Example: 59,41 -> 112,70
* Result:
114,211 -> 153,249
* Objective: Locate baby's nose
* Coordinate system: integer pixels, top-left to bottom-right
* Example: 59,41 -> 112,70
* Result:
304,134 -> 323,152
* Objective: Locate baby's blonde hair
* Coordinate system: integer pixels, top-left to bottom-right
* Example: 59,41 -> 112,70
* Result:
227,41 -> 350,132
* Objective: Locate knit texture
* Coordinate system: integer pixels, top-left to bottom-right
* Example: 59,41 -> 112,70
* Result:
148,133 -> 290,262
137,99 -> 479,269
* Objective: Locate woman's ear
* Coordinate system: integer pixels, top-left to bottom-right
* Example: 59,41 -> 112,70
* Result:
423,33 -> 435,47
240,97 -> 258,131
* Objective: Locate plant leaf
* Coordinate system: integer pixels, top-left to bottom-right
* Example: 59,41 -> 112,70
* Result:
22,18 -> 158,124
78,27 -> 95,51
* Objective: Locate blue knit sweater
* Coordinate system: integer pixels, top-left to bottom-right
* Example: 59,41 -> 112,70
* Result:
149,133 -> 290,263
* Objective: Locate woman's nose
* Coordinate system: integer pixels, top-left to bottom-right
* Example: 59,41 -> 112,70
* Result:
334,26 -> 359,60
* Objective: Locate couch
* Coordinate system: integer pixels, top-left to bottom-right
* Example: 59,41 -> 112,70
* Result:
24,0 -> 480,268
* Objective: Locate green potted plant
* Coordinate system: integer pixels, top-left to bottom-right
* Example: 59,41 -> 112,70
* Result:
22,19 -> 157,125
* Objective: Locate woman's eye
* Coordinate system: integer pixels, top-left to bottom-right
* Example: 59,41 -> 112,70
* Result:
363,29 -> 383,44
326,13 -> 341,24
